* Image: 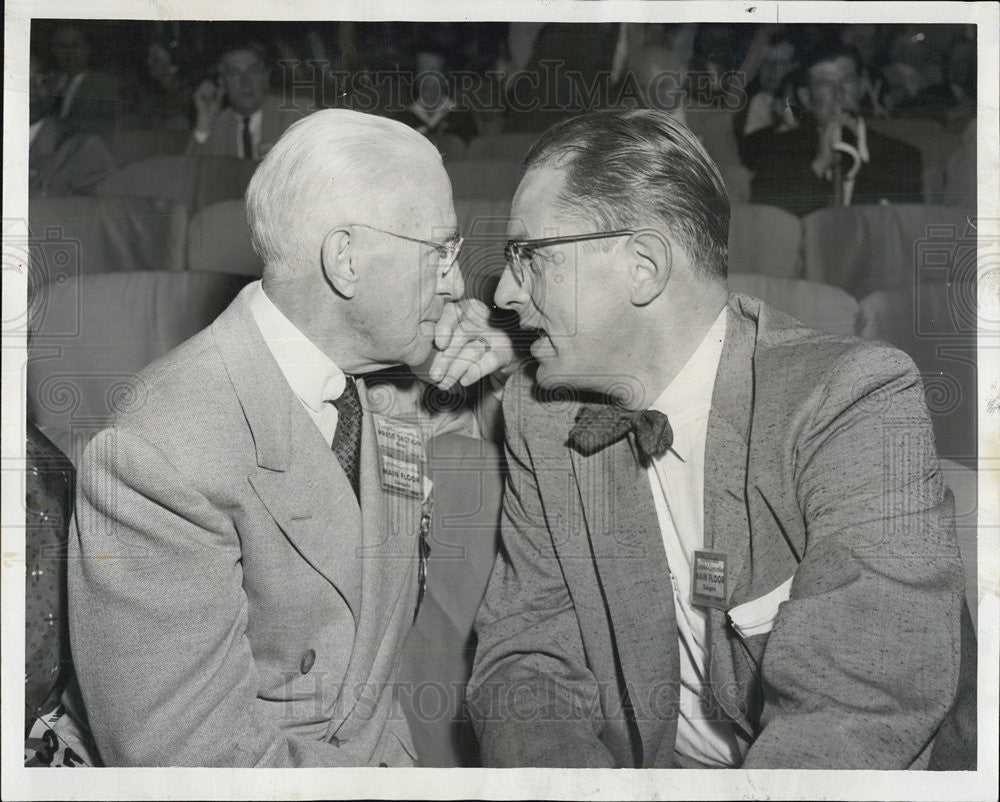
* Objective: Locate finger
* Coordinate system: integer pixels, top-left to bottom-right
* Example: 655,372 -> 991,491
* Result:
438,340 -> 489,390
433,302 -> 461,352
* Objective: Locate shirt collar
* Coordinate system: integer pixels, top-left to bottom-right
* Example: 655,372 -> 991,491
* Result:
649,307 -> 727,431
247,280 -> 346,411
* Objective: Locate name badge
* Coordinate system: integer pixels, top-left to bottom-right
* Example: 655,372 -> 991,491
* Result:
372,414 -> 425,499
691,550 -> 729,610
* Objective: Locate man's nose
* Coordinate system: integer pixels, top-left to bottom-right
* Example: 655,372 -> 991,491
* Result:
494,265 -> 527,311
438,261 -> 464,300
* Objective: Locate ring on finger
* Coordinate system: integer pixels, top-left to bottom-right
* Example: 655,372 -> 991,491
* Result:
476,336 -> 491,353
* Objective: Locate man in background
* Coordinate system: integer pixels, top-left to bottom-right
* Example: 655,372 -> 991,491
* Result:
29,52 -> 115,197
740,42 -> 923,215
187,42 -> 307,159
49,23 -> 119,141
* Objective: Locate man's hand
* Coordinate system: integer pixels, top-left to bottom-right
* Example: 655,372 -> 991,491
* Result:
425,299 -> 515,391
193,79 -> 224,134
812,112 -> 861,178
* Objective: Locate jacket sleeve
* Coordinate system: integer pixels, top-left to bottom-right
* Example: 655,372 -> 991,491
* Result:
465,373 -> 617,768
68,427 -> 362,767
742,344 -> 968,768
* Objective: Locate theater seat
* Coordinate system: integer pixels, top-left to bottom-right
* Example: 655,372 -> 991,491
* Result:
728,204 -> 803,279
187,200 -> 263,276
30,196 -> 188,274
445,159 -> 521,201
96,155 -> 197,209
858,280 -> 976,465
27,270 -> 254,465
397,433 -> 504,766
802,204 -> 974,298
97,155 -> 258,216
109,127 -> 190,166
728,273 -> 860,336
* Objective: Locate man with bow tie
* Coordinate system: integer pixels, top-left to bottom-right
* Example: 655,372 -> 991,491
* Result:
67,109 -> 513,766
466,109 -> 975,769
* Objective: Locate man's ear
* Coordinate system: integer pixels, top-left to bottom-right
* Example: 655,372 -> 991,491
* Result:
629,229 -> 672,306
321,227 -> 357,299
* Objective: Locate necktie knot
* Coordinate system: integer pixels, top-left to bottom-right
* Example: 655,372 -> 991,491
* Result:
569,405 -> 673,460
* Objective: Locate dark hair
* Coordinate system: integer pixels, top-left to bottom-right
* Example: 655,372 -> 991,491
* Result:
522,109 -> 731,280
801,41 -> 862,76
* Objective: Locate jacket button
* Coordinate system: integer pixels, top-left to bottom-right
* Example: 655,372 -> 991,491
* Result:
299,649 -> 316,674
378,762 -> 388,767
330,736 -> 341,747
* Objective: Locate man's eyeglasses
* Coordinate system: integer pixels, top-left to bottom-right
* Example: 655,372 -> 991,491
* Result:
504,230 -> 635,284
351,223 -> 463,276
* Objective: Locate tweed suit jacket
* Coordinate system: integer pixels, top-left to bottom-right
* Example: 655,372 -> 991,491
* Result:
67,284 -> 438,766
184,94 -> 307,159
467,293 -> 975,769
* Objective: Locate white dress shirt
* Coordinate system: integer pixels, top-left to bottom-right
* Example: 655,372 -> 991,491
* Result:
645,308 -> 744,767
248,280 -> 346,446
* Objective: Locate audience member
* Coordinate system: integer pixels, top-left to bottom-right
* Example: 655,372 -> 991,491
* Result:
392,48 -> 478,157
740,34 -> 797,135
29,53 -> 116,197
187,42 -> 307,160
740,42 -> 923,215
142,38 -> 196,131
49,24 -> 120,140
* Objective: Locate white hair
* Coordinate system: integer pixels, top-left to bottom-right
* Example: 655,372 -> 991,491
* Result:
245,109 -> 441,278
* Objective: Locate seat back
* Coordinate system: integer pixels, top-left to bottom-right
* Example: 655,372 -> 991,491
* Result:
445,159 -> 521,201
187,200 -> 263,276
97,155 -> 258,216
30,195 -> 188,275
27,271 -> 254,464
109,127 -> 190,166
96,155 -> 198,208
465,133 -> 539,161
801,204 -> 974,298
728,273 -> 860,336
397,433 -> 504,766
728,204 -> 803,278
858,277 -> 977,464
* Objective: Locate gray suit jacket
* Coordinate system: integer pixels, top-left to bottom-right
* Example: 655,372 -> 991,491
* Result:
68,285 -> 430,766
185,94 -> 306,159
468,293 -> 975,769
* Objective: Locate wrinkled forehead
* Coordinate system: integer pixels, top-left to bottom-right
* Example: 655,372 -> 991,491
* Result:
369,149 -> 456,237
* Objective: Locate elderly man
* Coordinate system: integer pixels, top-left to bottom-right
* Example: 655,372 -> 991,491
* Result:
187,42 -> 306,159
68,109 -> 511,767
467,109 -> 975,769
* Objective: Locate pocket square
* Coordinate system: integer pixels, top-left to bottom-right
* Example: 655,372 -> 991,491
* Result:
727,575 -> 794,638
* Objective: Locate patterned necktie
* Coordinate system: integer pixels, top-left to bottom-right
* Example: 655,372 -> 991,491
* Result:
331,376 -> 363,500
240,116 -> 253,160
569,405 -> 673,460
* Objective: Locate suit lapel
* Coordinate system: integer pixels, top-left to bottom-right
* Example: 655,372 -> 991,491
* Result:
570,434 -> 679,766
703,297 -> 760,737
212,287 -> 363,622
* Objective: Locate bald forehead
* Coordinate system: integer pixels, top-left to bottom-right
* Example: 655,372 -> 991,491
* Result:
510,165 -> 572,237
366,148 -> 454,234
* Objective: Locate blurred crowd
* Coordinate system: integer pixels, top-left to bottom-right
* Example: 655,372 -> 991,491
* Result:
28,20 -> 977,213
